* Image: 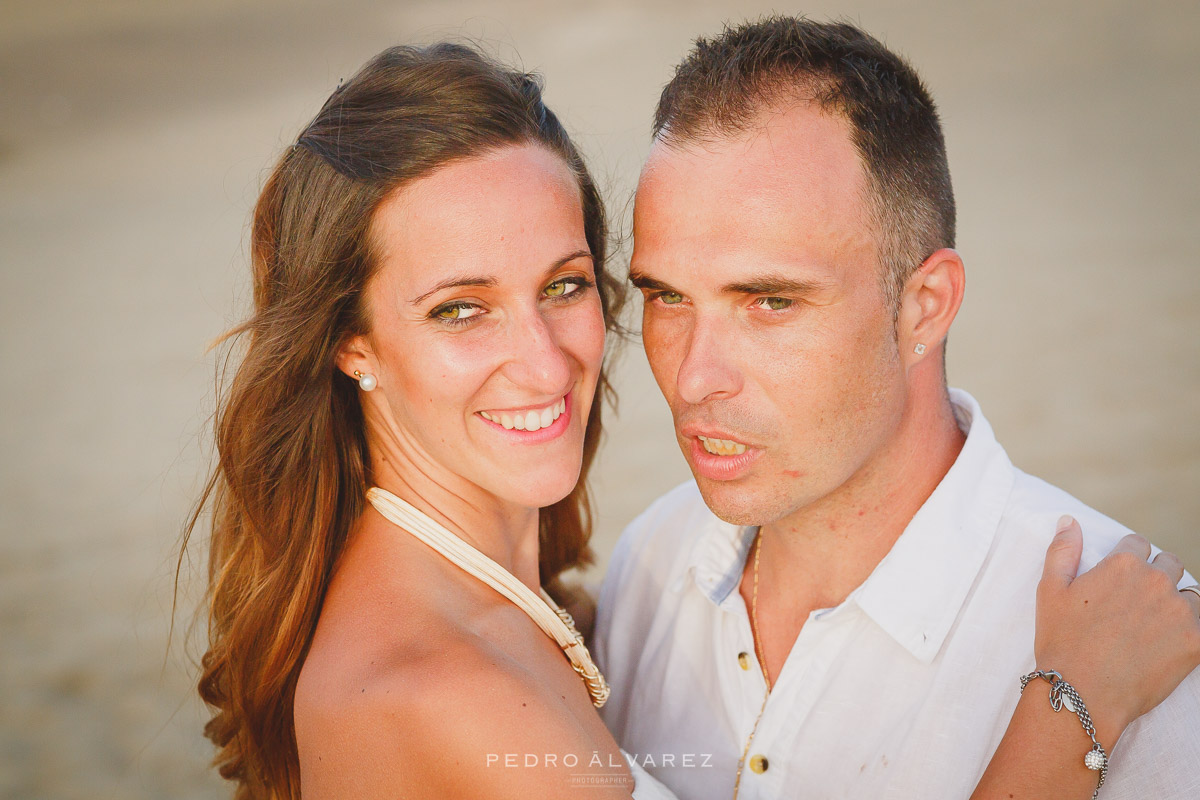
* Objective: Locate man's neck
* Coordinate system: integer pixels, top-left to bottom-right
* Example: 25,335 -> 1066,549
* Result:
743,386 -> 966,681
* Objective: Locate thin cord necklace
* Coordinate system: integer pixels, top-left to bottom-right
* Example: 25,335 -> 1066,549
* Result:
365,486 -> 610,707
732,530 -> 771,800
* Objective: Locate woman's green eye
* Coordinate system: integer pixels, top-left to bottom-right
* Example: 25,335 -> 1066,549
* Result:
544,279 -> 583,298
434,303 -> 482,321
659,292 -> 683,305
756,296 -> 793,311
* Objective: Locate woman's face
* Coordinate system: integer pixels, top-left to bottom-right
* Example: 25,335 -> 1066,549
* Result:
348,143 -> 605,511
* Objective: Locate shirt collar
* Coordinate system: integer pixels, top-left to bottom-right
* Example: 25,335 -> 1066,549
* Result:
674,389 -> 1016,663
672,512 -> 756,610
853,388 -> 1015,663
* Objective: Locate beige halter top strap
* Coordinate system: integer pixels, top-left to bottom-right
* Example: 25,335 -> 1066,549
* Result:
366,487 -> 610,708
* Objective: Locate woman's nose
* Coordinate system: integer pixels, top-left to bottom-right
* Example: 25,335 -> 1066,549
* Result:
499,309 -> 573,397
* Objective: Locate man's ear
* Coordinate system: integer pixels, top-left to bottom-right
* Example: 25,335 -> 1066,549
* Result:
897,247 -> 965,365
335,334 -> 377,383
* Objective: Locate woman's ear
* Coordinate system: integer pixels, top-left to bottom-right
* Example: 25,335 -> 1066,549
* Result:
335,334 -> 377,383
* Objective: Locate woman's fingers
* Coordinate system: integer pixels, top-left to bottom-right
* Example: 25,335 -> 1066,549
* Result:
1106,531 -> 1152,561
1150,549 -> 1198,617
1035,518 -> 1200,740
1039,515 -> 1083,593
1098,534 -> 1187,596
1151,550 -> 1186,586
1180,585 -> 1200,618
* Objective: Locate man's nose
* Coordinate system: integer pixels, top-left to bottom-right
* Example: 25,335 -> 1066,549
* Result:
676,314 -> 743,405
501,309 -> 572,396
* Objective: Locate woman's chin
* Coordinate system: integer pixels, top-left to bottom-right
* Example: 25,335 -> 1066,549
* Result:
494,471 -> 582,511
525,484 -> 581,510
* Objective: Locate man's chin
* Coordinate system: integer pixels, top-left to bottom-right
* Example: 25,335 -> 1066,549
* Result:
692,477 -> 781,528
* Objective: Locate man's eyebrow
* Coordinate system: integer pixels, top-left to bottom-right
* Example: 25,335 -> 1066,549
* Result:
628,270 -> 831,296
628,271 -> 675,292
721,273 -> 833,296
409,249 -> 592,306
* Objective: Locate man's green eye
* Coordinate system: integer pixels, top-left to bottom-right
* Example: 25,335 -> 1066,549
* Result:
659,292 -> 683,305
756,297 -> 793,311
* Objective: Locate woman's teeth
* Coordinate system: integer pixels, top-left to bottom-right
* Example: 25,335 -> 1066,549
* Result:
699,435 -> 746,456
480,398 -> 566,432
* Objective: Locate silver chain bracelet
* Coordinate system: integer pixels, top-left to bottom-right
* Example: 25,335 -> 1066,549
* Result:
1019,669 -> 1108,799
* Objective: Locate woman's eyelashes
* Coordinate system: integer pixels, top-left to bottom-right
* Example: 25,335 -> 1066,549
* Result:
543,278 -> 577,298
427,276 -> 595,327
431,301 -> 485,325
543,275 -> 593,300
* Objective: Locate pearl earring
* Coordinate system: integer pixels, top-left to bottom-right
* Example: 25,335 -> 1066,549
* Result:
914,343 -> 927,355
353,370 -> 377,392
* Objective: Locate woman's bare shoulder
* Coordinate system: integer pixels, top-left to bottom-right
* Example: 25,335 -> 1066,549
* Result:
295,629 -> 631,799
293,520 -> 631,799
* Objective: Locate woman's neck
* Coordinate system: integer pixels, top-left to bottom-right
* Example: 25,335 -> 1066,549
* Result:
365,436 -> 543,592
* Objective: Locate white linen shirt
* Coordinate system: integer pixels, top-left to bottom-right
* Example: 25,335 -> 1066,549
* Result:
595,389 -> 1200,800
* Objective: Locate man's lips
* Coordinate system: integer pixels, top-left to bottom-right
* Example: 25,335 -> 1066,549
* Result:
687,437 -> 761,481
680,425 -> 754,450
680,425 -> 762,480
696,434 -> 747,456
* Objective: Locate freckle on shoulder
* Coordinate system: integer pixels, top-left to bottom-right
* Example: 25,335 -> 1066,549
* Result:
296,624 -> 538,739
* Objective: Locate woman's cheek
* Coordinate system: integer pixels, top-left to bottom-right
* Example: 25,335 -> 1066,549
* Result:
571,297 -> 607,374
431,332 -> 499,387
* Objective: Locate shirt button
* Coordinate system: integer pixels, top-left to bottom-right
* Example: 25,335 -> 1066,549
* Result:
749,754 -> 769,774
737,652 -> 751,670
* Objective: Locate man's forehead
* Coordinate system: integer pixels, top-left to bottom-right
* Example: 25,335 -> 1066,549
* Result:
632,102 -> 874,274
637,106 -> 867,228
643,101 -> 860,180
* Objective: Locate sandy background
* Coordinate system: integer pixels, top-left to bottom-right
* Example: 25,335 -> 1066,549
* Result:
1,1 -> 1197,797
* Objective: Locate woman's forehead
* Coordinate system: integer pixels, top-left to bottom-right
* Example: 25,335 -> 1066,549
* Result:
369,143 -> 588,291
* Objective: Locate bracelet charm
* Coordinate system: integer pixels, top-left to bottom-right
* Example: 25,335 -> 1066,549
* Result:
1019,669 -> 1108,798
1084,744 -> 1107,771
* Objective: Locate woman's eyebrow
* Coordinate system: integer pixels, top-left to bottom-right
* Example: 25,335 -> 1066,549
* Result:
410,249 -> 592,306
543,249 -> 594,278
410,276 -> 497,306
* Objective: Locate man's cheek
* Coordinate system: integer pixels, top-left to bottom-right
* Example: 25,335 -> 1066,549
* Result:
642,331 -> 683,393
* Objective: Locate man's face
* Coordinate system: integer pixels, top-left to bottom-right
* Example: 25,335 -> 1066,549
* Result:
631,103 -> 909,527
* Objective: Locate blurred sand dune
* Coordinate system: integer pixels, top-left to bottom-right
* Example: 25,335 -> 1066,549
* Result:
1,1 -> 1197,797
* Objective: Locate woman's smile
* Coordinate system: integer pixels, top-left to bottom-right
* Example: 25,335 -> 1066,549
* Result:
478,393 -> 569,433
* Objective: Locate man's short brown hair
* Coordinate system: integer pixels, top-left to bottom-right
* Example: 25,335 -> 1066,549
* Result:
654,16 -> 956,310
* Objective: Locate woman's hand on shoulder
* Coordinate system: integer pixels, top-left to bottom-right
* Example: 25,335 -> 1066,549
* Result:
296,639 -> 634,800
1035,516 -> 1200,746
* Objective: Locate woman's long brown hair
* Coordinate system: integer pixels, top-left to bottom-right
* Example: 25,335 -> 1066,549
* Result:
179,43 -> 622,800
